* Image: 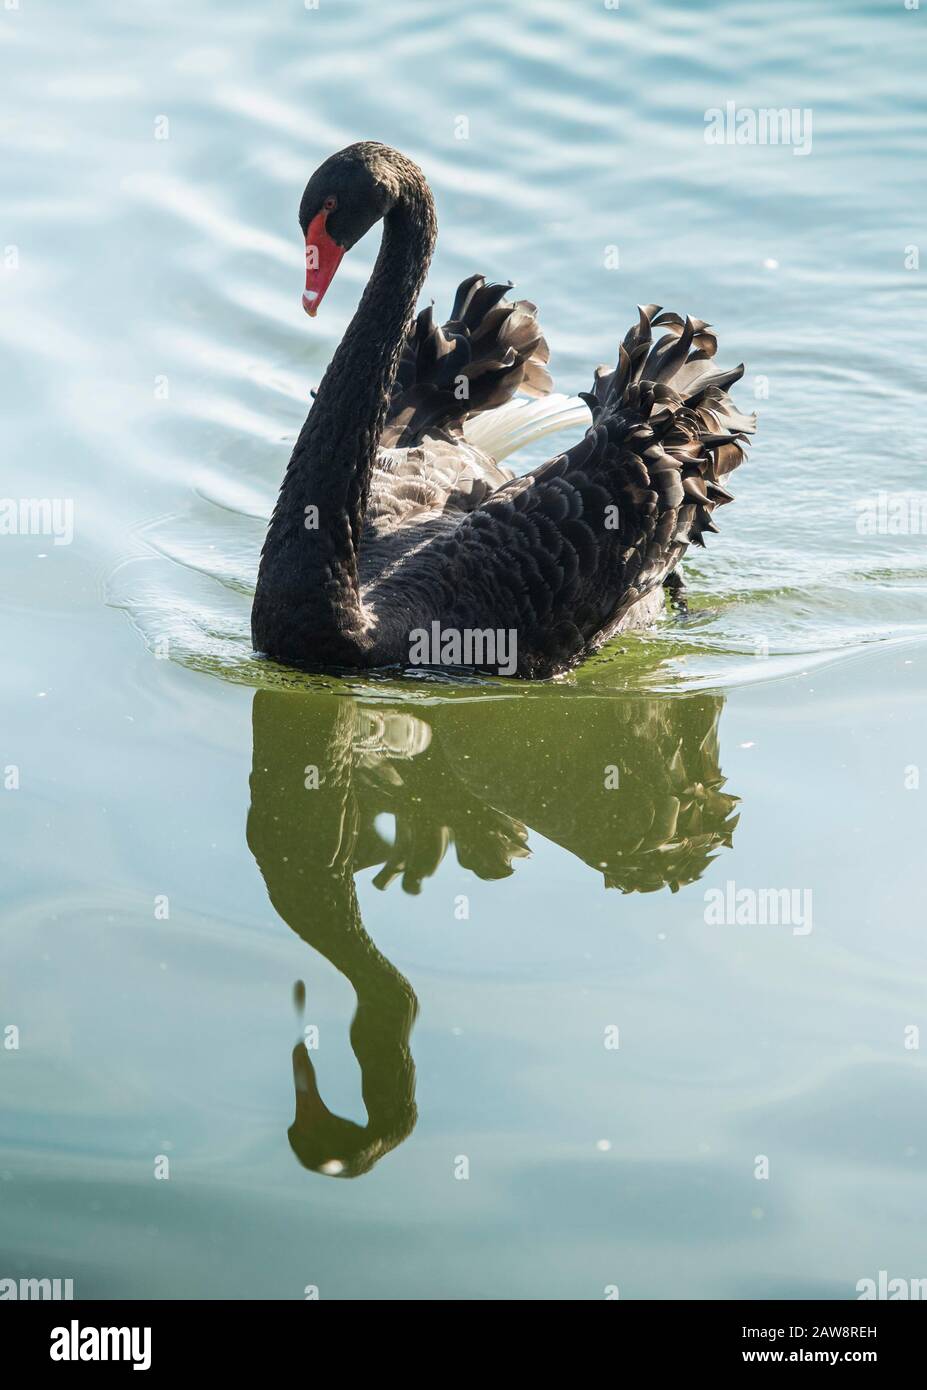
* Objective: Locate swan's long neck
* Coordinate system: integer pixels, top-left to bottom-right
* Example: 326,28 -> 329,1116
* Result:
253,166 -> 436,663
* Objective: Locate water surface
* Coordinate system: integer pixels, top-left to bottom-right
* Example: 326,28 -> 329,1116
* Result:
2,0 -> 926,1299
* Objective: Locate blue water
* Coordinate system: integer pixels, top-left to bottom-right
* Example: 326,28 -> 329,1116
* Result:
1,0 -> 926,1299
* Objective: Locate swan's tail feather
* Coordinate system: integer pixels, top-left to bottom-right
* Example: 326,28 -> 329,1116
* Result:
580,304 -> 756,549
461,392 -> 591,461
382,275 -> 554,449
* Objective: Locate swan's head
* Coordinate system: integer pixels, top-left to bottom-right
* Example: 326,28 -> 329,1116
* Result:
298,142 -> 400,316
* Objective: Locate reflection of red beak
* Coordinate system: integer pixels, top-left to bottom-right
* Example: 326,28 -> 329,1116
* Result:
303,210 -> 345,317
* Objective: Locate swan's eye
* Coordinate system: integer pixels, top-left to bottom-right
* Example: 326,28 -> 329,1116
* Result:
323,196 -> 337,212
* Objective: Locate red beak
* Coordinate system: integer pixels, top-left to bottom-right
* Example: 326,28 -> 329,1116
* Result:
303,210 -> 345,317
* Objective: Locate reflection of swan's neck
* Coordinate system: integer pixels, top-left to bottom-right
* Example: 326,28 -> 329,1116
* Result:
248,692 -> 419,1177
284,866 -> 419,1177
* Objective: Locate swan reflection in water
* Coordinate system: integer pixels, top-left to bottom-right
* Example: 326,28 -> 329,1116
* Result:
246,687 -> 740,1178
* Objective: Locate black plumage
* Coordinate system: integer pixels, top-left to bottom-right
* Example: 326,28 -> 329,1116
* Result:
251,143 -> 755,678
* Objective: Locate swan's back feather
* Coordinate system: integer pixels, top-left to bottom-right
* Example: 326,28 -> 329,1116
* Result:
363,278 -> 586,581
365,303 -> 755,677
381,275 -> 552,449
462,392 -> 591,462
360,437 -> 513,585
360,272 -> 563,581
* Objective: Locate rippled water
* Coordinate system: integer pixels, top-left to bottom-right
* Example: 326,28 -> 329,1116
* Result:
2,0 -> 926,1299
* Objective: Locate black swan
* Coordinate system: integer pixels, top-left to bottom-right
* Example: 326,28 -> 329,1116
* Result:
251,142 -> 755,679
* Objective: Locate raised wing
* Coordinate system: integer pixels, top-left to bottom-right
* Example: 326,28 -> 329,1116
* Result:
368,304 -> 756,677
